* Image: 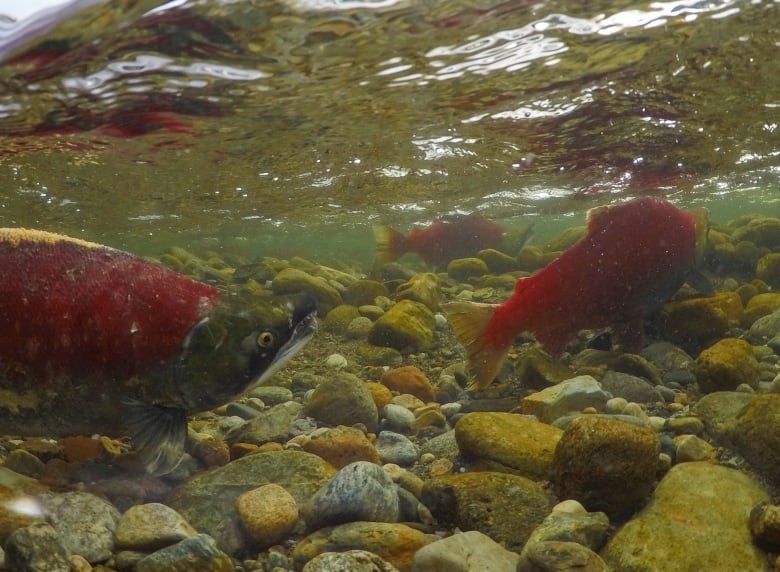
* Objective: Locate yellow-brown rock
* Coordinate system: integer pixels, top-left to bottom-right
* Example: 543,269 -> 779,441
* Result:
381,366 -> 435,403
757,253 -> 780,289
394,272 -> 440,311
301,426 -> 380,468
365,381 -> 394,410
291,522 -> 430,572
694,338 -> 760,393
455,412 -> 562,480
446,258 -> 488,282
745,292 -> 780,323
235,484 -> 299,548
660,291 -> 744,343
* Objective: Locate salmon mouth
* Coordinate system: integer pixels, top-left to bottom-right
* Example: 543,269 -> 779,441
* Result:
251,307 -> 318,388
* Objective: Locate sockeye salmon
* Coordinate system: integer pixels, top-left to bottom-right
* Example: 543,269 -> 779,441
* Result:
444,197 -> 709,389
0,229 -> 317,474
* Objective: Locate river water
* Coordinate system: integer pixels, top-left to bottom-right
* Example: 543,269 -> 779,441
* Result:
0,0 -> 778,264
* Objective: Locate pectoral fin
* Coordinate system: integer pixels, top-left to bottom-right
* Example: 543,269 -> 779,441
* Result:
121,398 -> 188,476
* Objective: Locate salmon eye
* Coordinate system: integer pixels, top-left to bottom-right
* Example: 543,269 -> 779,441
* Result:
257,331 -> 274,348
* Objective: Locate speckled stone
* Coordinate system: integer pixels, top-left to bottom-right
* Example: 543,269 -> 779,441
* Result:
134,534 -> 234,572
115,503 -> 197,551
454,412 -> 562,480
43,491 -> 120,564
551,416 -> 660,520
303,549 -> 400,572
235,484 -> 299,548
674,434 -> 715,462
4,522 -> 71,572
422,471 -> 551,552
602,462 -> 770,571
375,431 -> 419,466
303,462 -> 399,530
518,541 -> 607,572
292,522 -> 430,572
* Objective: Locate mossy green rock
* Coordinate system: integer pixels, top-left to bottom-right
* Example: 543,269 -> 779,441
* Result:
602,463 -> 770,572
356,343 -> 404,367
324,304 -> 361,335
455,412 -> 562,480
691,391 -> 754,443
694,338 -> 760,393
368,300 -> 435,351
135,534 -> 234,572
732,216 -> 780,249
394,272 -> 440,311
660,291 -> 744,343
745,292 -> 780,323
303,373 -> 379,432
730,394 -> 780,486
272,267 -> 342,315
343,279 -> 389,306
446,257 -> 488,281
757,253 -> 780,289
551,416 -> 659,520
477,248 -> 518,274
422,471 -> 552,552
165,451 -> 336,548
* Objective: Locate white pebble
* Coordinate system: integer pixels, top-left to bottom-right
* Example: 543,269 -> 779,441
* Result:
551,499 -> 586,514
605,397 -> 628,414
648,416 -> 667,432
324,353 -> 348,370
434,313 -> 448,330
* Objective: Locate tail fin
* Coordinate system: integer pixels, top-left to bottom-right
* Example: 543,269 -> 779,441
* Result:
373,225 -> 406,267
443,301 -> 511,390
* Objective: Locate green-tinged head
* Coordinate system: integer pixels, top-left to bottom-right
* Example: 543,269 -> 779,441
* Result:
174,292 -> 318,412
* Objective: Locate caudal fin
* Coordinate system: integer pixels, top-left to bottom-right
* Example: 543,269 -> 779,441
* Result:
443,301 -> 511,390
373,225 -> 406,267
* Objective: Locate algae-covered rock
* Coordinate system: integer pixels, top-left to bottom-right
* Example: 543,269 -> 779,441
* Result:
660,291 -> 744,344
551,416 -> 659,520
343,279 -> 389,306
421,471 -> 552,552
303,373 -> 379,432
601,462 -> 771,572
730,394 -> 780,486
446,257 -> 488,281
513,345 -> 575,389
454,412 -> 562,480
323,304 -> 361,335
745,292 -> 780,323
272,267 -> 342,315
356,343 -> 404,367
694,338 -> 760,393
732,216 -> 780,249
756,253 -> 780,289
413,530 -> 520,572
545,226 -> 586,251
477,248 -> 518,274
572,350 -> 662,385
394,272 -> 440,311
368,300 -> 436,351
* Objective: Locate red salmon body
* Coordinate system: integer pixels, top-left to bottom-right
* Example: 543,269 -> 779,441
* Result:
374,214 -> 504,267
445,197 -> 709,389
0,229 -> 218,381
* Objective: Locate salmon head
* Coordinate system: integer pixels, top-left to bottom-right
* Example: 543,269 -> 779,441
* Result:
124,292 -> 317,475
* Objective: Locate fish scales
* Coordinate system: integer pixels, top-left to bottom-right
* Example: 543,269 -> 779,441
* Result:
0,229 -> 218,380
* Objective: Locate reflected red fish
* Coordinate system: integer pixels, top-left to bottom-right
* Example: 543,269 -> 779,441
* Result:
374,214 -> 504,268
0,229 -> 317,474
444,197 -> 709,389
